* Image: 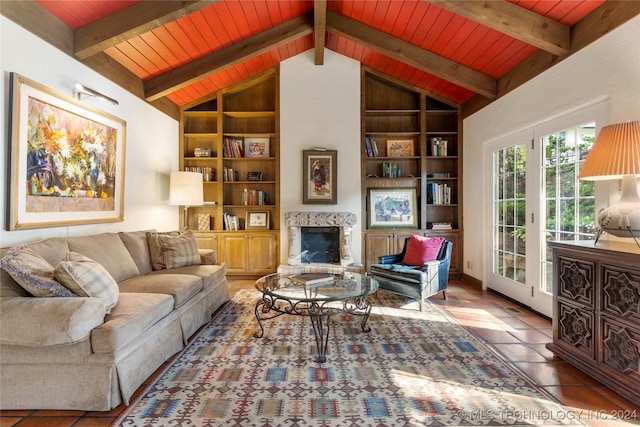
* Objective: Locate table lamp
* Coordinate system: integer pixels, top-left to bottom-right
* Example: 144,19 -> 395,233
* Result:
578,120 -> 640,247
169,171 -> 204,230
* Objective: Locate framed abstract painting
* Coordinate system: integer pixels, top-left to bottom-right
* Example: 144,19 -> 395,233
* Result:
7,73 -> 126,230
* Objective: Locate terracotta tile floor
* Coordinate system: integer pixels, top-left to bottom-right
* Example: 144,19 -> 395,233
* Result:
1,279 -> 638,426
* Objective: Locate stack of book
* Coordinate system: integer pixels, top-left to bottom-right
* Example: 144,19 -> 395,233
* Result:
194,147 -> 211,157
432,222 -> 452,230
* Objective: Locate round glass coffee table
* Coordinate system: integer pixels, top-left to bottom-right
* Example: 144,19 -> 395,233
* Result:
254,272 -> 379,363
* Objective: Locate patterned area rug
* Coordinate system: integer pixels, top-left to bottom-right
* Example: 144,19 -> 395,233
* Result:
115,289 -> 584,426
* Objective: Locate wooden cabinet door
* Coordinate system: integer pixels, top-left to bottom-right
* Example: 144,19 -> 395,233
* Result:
364,233 -> 395,272
192,232 -> 218,251
247,232 -> 277,274
425,231 -> 460,276
219,234 -> 248,274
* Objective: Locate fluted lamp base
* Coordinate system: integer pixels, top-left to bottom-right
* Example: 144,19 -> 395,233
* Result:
595,175 -> 640,248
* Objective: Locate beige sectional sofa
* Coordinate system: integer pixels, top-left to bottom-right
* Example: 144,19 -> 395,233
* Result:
0,230 -> 229,411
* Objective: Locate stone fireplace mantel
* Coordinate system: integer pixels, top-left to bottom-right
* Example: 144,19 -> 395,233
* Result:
285,211 -> 357,266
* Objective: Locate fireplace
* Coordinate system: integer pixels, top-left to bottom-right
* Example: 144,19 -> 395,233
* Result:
284,212 -> 360,271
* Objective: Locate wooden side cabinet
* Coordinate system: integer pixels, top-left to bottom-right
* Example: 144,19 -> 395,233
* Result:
219,231 -> 278,276
547,240 -> 640,404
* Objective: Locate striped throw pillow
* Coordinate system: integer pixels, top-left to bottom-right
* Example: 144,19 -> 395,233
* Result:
157,230 -> 201,269
54,252 -> 119,314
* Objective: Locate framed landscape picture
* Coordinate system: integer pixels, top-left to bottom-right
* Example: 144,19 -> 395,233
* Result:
303,150 -> 337,204
368,187 -> 418,228
386,139 -> 414,157
7,73 -> 126,230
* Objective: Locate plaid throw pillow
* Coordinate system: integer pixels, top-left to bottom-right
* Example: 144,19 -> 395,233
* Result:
54,252 -> 119,314
147,230 -> 201,270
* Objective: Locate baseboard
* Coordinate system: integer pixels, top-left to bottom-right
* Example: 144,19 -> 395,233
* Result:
460,273 -> 482,288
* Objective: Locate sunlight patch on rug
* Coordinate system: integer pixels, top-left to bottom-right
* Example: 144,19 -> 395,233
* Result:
115,289 -> 585,426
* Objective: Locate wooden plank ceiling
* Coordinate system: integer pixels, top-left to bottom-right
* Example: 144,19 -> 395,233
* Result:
4,0 -> 639,118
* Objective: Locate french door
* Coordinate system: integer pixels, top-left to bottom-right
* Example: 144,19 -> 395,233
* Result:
485,102 -> 605,317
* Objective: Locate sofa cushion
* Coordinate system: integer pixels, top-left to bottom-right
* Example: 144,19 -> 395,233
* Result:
370,263 -> 435,285
402,235 -> 445,265
26,237 -> 70,268
118,230 -> 155,275
91,292 -> 174,354
54,252 -> 119,314
0,297 -> 105,346
66,233 -> 140,282
153,264 -> 227,291
118,274 -> 203,309
147,230 -> 201,270
0,245 -> 75,297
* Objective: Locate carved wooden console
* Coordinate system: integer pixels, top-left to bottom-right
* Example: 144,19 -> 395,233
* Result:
547,240 -> 640,404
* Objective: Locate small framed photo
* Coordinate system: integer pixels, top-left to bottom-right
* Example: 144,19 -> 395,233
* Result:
244,137 -> 270,158
386,139 -> 414,157
246,211 -> 270,230
368,187 -> 418,228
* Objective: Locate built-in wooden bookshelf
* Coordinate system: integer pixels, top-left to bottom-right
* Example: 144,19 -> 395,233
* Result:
361,68 -> 463,275
179,69 -> 280,277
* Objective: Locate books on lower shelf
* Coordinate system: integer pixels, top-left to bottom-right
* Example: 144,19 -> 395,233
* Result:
185,166 -> 215,181
431,137 -> 448,156
364,137 -> 380,157
223,137 -> 244,158
291,273 -> 334,286
223,212 -> 239,230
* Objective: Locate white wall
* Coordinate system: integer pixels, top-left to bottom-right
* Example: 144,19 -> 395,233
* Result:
463,15 -> 640,285
1,17 -> 179,247
280,49 -> 362,263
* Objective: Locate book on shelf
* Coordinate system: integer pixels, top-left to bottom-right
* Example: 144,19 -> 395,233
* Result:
291,273 -> 334,286
185,166 -> 215,181
223,137 -> 244,158
431,222 -> 452,230
223,212 -> 239,230
371,138 -> 379,156
364,137 -> 374,157
430,137 -> 448,156
380,162 -> 402,178
223,167 -> 239,181
241,188 -> 267,206
427,182 -> 452,205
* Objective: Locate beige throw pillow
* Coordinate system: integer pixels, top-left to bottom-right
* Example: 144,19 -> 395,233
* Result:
54,252 -> 119,314
0,245 -> 75,297
146,230 -> 201,270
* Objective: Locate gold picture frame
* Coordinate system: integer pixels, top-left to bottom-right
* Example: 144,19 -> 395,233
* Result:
386,139 -> 414,157
303,150 -> 337,204
7,73 -> 126,230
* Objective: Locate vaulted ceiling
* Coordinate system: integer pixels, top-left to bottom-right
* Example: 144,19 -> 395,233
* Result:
2,1 -> 638,119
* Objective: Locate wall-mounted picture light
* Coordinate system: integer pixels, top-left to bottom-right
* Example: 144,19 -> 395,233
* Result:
73,83 -> 119,105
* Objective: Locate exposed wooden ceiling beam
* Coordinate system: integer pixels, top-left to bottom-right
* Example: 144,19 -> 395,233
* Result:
0,0 -> 180,118
314,0 -> 327,65
74,1 -> 217,59
429,0 -> 570,56
462,0 -> 640,118
326,10 -> 497,99
144,12 -> 314,101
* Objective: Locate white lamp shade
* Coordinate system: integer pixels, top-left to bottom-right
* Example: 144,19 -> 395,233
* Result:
169,171 -> 203,206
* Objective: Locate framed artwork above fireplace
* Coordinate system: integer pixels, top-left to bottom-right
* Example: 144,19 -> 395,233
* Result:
303,150 -> 337,204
